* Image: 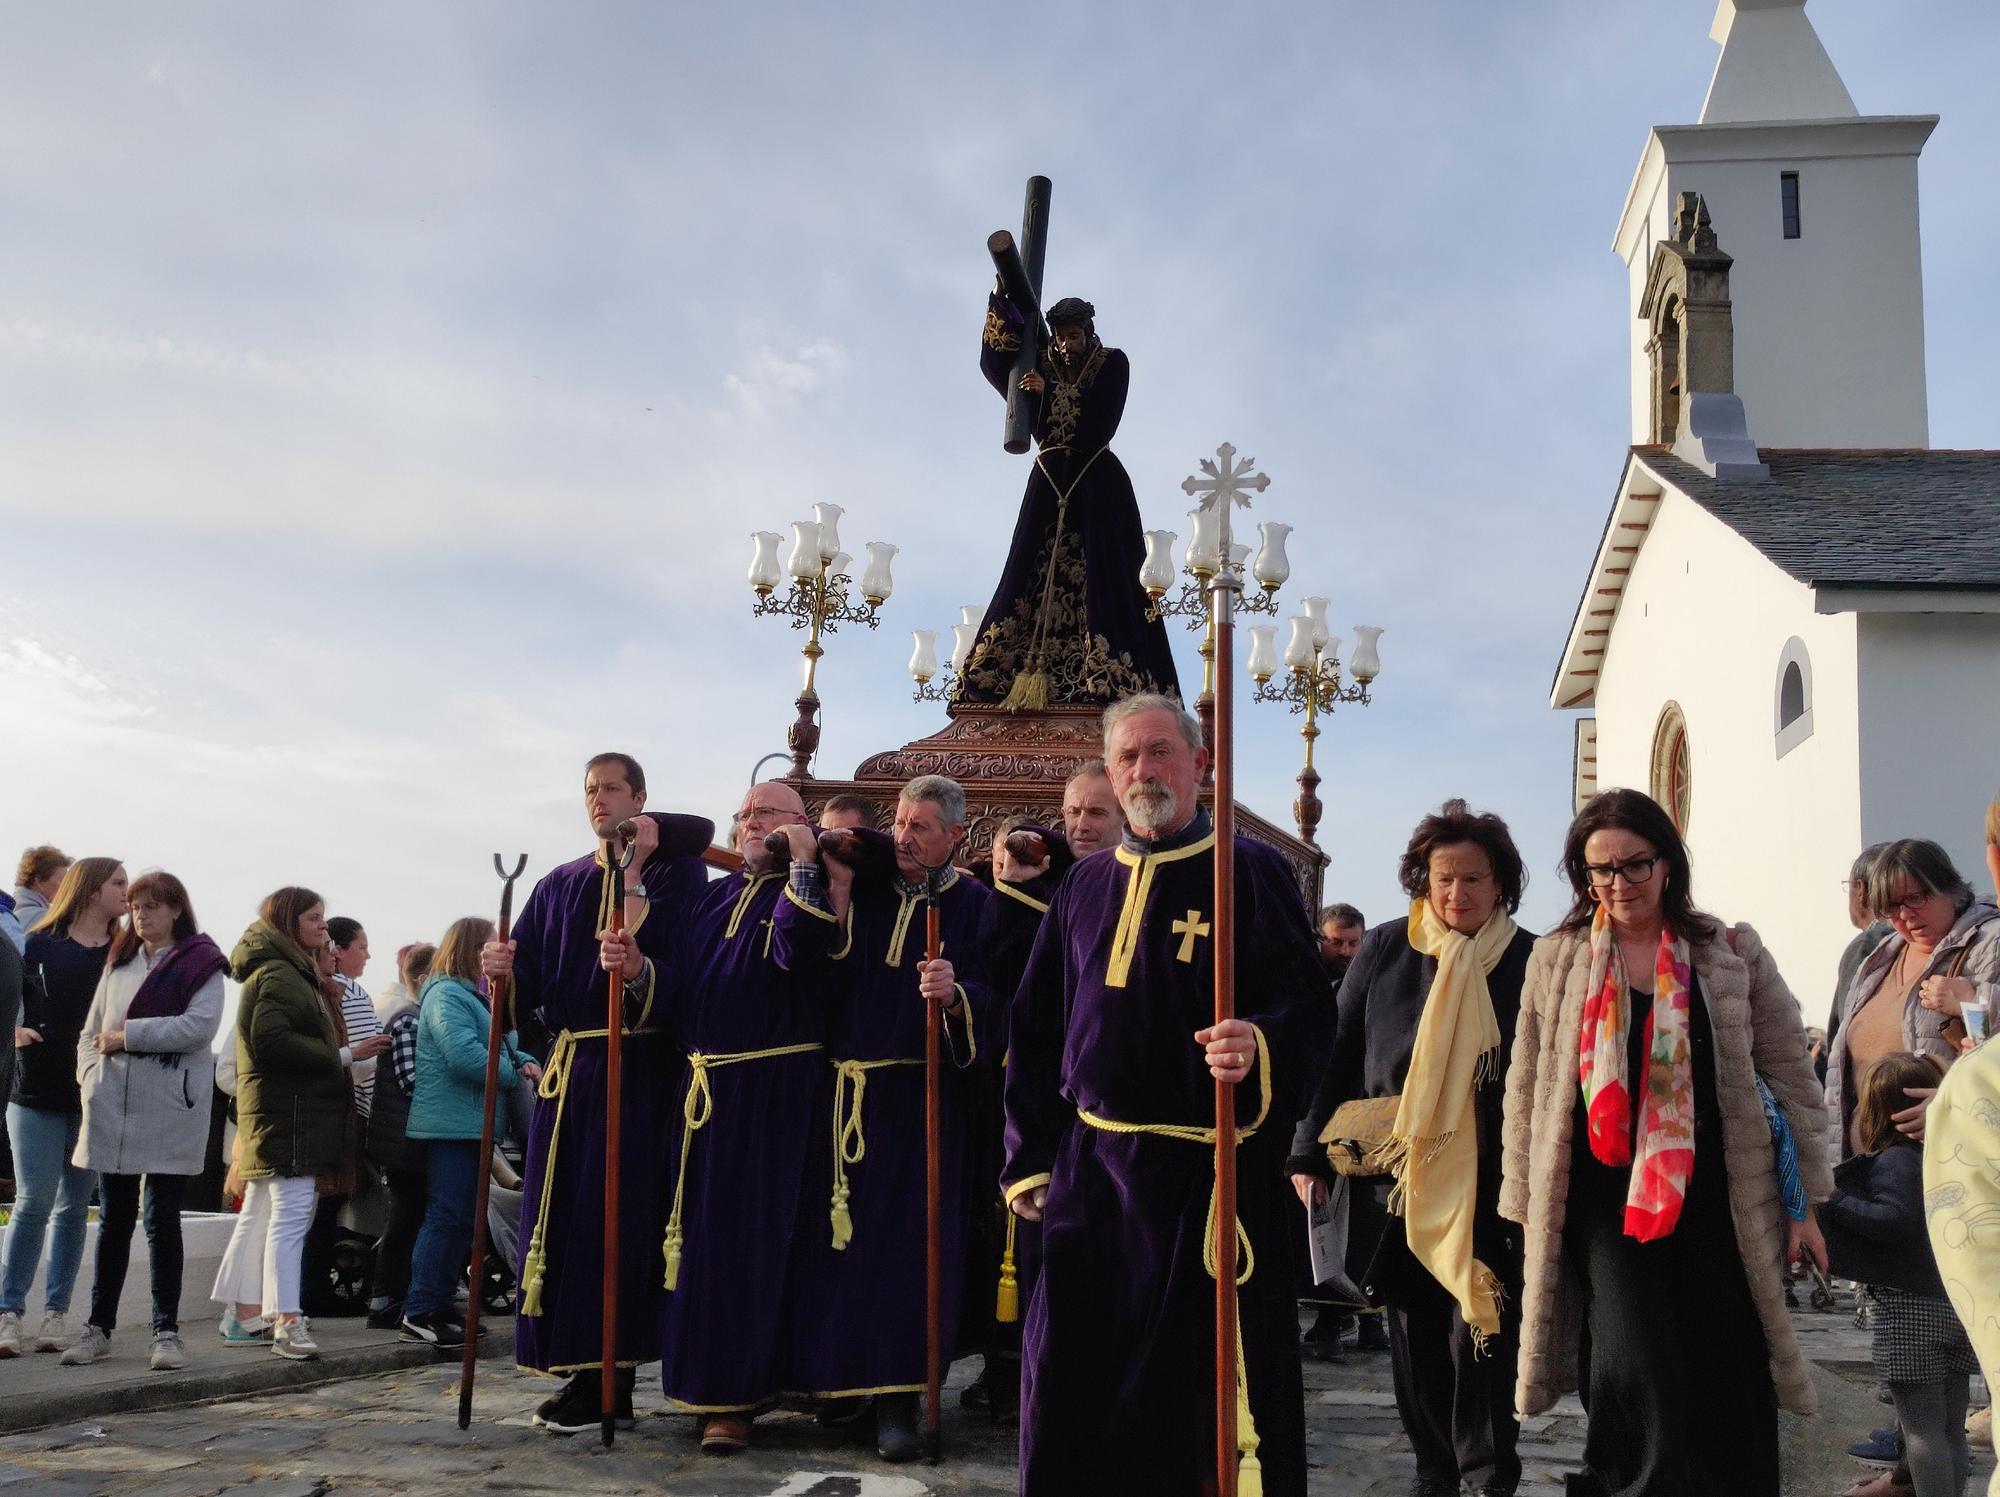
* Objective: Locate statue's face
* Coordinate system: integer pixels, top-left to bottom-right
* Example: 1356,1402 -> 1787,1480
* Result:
1051,322 -> 1089,365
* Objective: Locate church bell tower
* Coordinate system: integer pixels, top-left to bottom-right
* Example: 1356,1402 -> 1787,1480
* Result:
1613,0 -> 1937,449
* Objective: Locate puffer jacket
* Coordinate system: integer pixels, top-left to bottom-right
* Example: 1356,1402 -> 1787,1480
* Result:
231,920 -> 349,1179
406,974 -> 524,1142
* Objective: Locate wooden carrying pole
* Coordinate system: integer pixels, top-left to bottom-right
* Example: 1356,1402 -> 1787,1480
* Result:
458,853 -> 527,1429
600,841 -> 635,1447
924,894 -> 946,1458
1210,572 -> 1240,1497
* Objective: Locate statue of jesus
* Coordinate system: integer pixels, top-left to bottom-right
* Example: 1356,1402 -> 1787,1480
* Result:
962,288 -> 1182,711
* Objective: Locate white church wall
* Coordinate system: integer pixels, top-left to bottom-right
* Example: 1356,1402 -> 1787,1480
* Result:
1856,613 -> 2000,899
1620,123 -> 1931,451
1593,486 -> 1860,1015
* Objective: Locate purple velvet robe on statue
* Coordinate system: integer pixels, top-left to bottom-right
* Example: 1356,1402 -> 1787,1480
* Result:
1003,813 -> 1331,1497
654,867 -> 841,1413
510,845 -> 709,1376
785,870 -> 996,1397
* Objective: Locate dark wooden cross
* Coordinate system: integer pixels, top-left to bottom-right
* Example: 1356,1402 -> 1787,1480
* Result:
988,175 -> 1052,454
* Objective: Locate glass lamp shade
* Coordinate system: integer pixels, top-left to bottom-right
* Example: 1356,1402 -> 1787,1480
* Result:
908,629 -> 940,683
1283,615 -> 1318,672
1185,508 -> 1223,577
1299,595 -> 1331,652
960,604 -> 983,627
1348,624 -> 1384,683
812,503 -> 844,563
1252,521 -> 1292,591
1228,541 -> 1252,571
1246,625 -> 1279,683
1139,530 -> 1179,594
787,521 -> 824,580
748,530 -> 784,593
859,541 -> 897,604
950,622 -> 979,674
829,551 -> 852,581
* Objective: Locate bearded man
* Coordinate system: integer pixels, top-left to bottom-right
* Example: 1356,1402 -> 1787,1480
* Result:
1002,694 -> 1330,1496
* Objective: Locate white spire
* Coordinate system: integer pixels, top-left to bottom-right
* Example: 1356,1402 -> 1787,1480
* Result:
1700,0 -> 1857,124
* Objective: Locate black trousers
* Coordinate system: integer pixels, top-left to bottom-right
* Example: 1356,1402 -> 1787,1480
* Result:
1384,1259 -> 1522,1492
89,1173 -> 187,1336
369,1168 -> 426,1308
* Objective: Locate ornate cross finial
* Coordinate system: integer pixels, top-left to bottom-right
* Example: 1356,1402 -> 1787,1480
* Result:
1181,442 -> 1271,512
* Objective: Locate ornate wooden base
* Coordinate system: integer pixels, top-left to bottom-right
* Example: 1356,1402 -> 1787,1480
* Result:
790,703 -> 1328,907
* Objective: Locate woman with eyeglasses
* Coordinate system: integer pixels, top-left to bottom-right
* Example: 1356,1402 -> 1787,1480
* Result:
1824,838 -> 2000,1164
1499,789 -> 1830,1497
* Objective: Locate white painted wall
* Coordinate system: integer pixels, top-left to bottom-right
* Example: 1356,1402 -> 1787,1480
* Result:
1620,121 -> 1932,451
1592,485 -> 1861,1018
1856,612 -> 2000,898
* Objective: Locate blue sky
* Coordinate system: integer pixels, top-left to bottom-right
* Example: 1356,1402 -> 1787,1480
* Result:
3,1 -> 1995,972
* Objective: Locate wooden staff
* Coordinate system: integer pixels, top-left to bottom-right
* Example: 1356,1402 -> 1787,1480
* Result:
457,852 -> 527,1429
1210,571 -> 1240,1497
601,837 -> 637,1448
923,874 -> 946,1459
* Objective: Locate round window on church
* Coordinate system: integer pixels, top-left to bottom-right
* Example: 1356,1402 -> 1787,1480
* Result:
1650,703 -> 1691,834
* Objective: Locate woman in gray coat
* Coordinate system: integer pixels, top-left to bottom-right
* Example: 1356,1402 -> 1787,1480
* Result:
64,872 -> 225,1371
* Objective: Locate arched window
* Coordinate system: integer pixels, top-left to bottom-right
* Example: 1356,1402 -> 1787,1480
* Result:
1651,702 -> 1692,834
1774,637 -> 1814,758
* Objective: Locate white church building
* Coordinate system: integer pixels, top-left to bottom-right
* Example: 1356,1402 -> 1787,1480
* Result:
1551,0 -> 2000,1014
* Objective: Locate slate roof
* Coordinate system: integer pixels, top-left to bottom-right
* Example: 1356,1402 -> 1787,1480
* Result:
1636,448 -> 2000,589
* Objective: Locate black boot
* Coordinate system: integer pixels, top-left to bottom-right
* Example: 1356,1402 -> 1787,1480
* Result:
875,1392 -> 923,1463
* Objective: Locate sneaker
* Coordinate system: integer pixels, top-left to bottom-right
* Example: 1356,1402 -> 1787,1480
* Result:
33,1311 -> 71,1353
58,1324 -> 110,1366
272,1317 -> 319,1361
536,1372 -> 636,1435
365,1303 -> 404,1331
0,1311 -> 21,1359
1847,1425 -> 1904,1466
149,1332 -> 188,1371
399,1311 -> 464,1351
218,1309 -> 271,1346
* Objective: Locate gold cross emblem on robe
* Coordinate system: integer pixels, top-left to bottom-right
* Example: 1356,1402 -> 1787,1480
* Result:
1172,910 -> 1211,963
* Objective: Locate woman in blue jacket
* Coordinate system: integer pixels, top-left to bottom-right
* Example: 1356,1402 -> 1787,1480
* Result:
400,917 -> 538,1349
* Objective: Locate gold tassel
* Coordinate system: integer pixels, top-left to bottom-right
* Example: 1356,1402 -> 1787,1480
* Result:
519,1239 -> 546,1318
995,1215 -> 1019,1323
662,1226 -> 683,1293
830,1184 -> 853,1252
999,669 -> 1048,713
1239,1452 -> 1265,1497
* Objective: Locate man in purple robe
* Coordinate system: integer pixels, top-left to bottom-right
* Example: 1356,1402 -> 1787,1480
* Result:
611,780 -> 842,1456
479,752 -> 713,1435
1003,695 -> 1331,1497
784,775 -> 995,1461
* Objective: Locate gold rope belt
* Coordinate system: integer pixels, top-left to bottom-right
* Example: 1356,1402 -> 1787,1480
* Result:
827,1057 -> 925,1250
517,1025 -> 661,1318
662,1042 -> 825,1291
1071,1028 -> 1274,1496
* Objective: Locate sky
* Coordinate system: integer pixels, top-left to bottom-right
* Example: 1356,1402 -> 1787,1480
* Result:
3,0 -> 1997,991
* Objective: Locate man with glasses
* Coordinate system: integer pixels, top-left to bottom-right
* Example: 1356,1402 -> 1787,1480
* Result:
481,752 -> 714,1434
616,780 -> 846,1455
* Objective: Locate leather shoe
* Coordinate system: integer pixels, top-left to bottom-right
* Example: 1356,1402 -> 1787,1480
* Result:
700,1414 -> 750,1454
875,1393 -> 922,1463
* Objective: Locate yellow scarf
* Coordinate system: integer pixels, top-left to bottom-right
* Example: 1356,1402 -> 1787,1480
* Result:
1381,898 -> 1513,1348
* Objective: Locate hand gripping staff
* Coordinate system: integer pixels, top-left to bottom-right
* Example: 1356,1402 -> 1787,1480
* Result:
458,853 -> 527,1429
599,835 -> 639,1446
921,855 -> 953,1462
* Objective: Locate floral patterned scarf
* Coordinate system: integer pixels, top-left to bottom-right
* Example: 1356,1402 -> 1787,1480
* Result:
1578,905 -> 1696,1240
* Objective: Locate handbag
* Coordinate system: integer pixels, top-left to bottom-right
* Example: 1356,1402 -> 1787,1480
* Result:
1319,1093 -> 1400,1178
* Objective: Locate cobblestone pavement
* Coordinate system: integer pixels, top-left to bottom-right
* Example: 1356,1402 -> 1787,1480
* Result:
0,1306 -> 1985,1496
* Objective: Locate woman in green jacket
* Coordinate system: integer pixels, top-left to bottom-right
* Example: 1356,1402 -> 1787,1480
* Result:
209,887 -> 387,1361
399,918 -> 538,1347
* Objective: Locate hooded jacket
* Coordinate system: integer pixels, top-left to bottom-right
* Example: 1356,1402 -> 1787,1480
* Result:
231,920 -> 349,1180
